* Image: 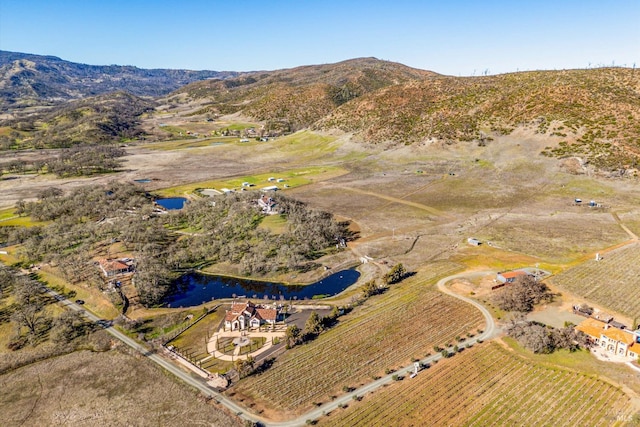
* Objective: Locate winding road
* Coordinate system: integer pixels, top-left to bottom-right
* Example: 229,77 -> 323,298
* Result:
45,270 -> 499,426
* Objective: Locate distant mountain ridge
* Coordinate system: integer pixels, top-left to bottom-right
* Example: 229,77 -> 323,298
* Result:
0,51 -> 240,110
2,51 -> 640,173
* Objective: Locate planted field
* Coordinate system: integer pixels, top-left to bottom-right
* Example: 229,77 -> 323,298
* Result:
551,243 -> 640,320
320,342 -> 636,427
231,262 -> 484,414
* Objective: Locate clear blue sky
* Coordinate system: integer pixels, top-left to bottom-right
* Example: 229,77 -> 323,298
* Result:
1,0 -> 638,75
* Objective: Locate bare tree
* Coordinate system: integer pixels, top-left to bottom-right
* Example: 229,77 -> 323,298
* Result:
493,275 -> 552,312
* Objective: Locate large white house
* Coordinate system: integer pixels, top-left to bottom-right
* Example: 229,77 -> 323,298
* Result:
224,301 -> 278,331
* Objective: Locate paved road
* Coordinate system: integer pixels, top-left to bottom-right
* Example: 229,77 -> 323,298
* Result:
45,270 -> 499,427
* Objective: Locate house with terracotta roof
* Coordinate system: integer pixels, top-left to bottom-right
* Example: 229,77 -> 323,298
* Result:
576,318 -> 640,358
98,258 -> 134,277
224,301 -> 279,331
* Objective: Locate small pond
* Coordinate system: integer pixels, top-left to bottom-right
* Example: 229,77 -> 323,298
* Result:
156,197 -> 187,210
134,178 -> 152,183
164,269 -> 361,307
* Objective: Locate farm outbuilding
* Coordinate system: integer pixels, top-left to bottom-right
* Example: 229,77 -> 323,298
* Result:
496,270 -> 528,284
467,238 -> 481,246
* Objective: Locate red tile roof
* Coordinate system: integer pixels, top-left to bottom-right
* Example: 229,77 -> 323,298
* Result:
500,271 -> 527,279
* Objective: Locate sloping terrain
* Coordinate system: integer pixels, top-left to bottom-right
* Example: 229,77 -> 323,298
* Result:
0,50 -> 239,110
317,68 -> 640,169
167,57 -> 436,130
3,91 -> 155,147
169,63 -> 640,171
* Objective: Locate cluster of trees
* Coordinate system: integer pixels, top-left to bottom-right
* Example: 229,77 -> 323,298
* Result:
0,265 -> 94,350
493,276 -> 587,354
383,263 -> 407,285
506,315 -> 589,354
169,192 -> 351,277
360,279 -> 387,298
493,275 -> 553,312
9,183 -> 171,304
46,145 -> 127,177
0,145 -> 126,178
234,355 -> 255,379
6,184 -> 351,308
355,263 -> 406,303
285,307 -> 341,349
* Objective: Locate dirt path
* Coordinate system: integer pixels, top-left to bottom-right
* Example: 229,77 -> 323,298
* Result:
611,212 -> 639,240
332,184 -> 448,217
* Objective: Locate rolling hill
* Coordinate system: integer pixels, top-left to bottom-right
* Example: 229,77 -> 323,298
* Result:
3,91 -> 155,147
166,57 -> 436,131
171,62 -> 640,171
317,68 -> 640,170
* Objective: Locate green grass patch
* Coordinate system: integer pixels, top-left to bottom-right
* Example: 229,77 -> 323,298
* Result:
145,136 -> 237,151
258,214 -> 288,234
0,208 -> 48,227
155,165 -> 348,197
170,307 -> 226,350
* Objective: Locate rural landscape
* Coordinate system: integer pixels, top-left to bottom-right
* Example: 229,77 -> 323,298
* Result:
1,48 -> 640,427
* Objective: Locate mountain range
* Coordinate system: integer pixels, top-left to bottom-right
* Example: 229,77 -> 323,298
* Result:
0,51 -> 239,109
1,51 -> 639,171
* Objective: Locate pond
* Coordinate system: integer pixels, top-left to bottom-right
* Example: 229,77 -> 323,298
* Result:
164,269 -> 361,307
156,197 -> 187,210
134,178 -> 152,183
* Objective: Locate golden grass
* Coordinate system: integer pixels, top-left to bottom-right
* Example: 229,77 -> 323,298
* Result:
0,350 -> 244,426
36,267 -> 120,319
0,208 -> 47,227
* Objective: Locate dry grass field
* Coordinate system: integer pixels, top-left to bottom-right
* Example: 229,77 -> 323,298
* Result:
0,349 -> 243,427
230,262 -> 485,417
318,342 -> 637,427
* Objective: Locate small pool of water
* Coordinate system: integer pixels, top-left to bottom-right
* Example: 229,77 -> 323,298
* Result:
164,269 -> 360,307
134,178 -> 152,183
156,197 -> 187,210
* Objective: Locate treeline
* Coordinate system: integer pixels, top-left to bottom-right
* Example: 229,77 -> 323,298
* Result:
0,144 -> 126,178
285,307 -> 341,349
6,184 -> 350,307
